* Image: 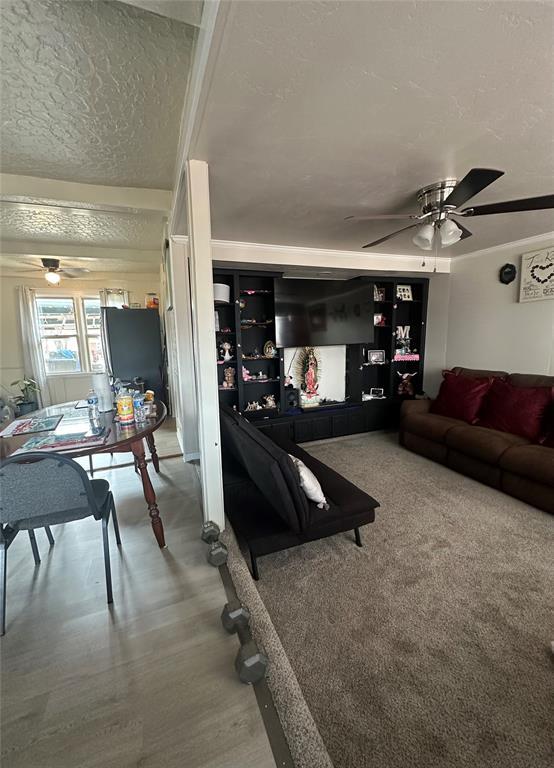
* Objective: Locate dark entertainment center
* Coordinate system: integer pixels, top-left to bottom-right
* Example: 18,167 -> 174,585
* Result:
213,269 -> 429,442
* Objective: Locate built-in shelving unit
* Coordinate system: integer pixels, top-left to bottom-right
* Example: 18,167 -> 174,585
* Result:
213,269 -> 428,440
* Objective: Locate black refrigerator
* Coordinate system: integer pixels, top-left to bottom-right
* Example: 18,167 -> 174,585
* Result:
101,308 -> 166,402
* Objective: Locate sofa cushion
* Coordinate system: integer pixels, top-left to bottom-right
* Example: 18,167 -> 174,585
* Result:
234,413 -> 311,530
431,372 -> 492,423
451,366 -> 508,379
499,445 -> 554,487
477,378 -> 553,442
219,408 -> 302,533
403,412 -> 466,443
508,373 -> 554,388
445,425 -> 529,464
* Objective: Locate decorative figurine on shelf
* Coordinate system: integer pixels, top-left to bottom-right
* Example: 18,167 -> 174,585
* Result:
397,371 -> 417,397
263,340 -> 277,358
239,297 -> 247,310
262,394 -> 277,409
256,372 -> 268,380
374,313 -> 387,327
304,349 -> 319,399
285,375 -> 293,388
223,367 -> 235,388
220,341 -> 233,362
242,366 -> 253,381
246,400 -> 262,411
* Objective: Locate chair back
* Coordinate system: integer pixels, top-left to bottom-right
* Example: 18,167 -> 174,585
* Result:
0,452 -> 100,528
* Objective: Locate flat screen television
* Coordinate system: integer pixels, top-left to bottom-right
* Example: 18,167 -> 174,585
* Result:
274,278 -> 374,347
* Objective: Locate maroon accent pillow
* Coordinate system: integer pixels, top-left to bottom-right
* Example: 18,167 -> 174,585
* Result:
478,379 -> 553,442
431,372 -> 493,423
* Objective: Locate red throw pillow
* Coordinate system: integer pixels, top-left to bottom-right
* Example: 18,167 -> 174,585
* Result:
477,379 -> 553,442
431,372 -> 493,423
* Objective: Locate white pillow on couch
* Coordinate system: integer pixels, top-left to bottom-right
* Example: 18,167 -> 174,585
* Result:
288,454 -> 329,510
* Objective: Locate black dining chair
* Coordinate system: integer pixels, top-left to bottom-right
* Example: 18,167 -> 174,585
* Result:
0,452 -> 121,635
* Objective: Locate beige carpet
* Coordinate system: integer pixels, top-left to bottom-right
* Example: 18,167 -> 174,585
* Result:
230,432 -> 554,768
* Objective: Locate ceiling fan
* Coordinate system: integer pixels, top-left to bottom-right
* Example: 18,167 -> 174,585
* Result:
345,168 -> 554,250
23,257 -> 92,285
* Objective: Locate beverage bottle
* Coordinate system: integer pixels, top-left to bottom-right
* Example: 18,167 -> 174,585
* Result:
87,388 -> 100,420
133,391 -> 145,422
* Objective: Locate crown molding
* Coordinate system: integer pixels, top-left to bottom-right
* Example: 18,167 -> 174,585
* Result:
451,232 -> 554,263
208,238 -> 451,273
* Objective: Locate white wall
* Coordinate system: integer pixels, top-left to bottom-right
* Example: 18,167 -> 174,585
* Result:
0,273 -> 160,404
423,272 -> 451,396
446,238 -> 554,376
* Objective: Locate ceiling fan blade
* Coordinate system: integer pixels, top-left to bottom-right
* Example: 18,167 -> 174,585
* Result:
345,213 -> 421,221
60,268 -> 91,278
460,194 -> 554,217
362,224 -> 419,249
444,168 -> 504,209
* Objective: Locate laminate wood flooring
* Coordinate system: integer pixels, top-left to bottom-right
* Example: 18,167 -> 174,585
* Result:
1,426 -> 275,768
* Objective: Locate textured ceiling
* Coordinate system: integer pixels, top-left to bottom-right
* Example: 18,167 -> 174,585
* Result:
0,202 -> 165,250
0,0 -> 195,189
195,0 -> 554,255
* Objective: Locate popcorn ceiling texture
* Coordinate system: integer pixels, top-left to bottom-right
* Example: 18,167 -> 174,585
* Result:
0,0 -> 195,189
195,0 -> 554,254
0,204 -> 166,249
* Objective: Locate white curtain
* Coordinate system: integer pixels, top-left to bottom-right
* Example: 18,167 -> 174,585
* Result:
17,286 -> 51,408
99,288 -> 129,308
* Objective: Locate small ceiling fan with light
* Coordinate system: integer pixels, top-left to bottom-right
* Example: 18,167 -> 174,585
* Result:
24,257 -> 92,285
345,168 -> 554,250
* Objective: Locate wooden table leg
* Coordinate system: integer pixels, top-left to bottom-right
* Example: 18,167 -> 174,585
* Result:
146,433 -> 160,473
131,439 -> 166,548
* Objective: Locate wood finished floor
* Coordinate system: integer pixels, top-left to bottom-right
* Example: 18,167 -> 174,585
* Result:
1,425 -> 275,768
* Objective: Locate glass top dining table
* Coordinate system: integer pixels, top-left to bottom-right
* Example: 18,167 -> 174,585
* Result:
0,400 -> 168,548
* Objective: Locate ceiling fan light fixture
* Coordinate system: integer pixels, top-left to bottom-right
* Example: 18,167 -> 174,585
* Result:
45,268 -> 61,285
439,218 -> 463,246
412,223 -> 435,250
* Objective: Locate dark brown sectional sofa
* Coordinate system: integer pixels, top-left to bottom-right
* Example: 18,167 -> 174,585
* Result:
399,367 -> 554,514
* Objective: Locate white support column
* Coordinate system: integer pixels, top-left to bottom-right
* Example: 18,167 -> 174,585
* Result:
186,159 -> 225,528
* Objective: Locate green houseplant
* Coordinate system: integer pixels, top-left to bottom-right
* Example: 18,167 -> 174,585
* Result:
11,378 -> 41,415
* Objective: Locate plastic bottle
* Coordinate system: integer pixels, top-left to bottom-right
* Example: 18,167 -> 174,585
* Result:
133,391 -> 145,423
87,388 -> 100,420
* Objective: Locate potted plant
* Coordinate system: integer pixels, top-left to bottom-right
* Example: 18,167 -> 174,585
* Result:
11,378 -> 41,415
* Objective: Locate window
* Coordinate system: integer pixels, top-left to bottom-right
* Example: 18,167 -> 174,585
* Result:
83,298 -> 105,371
36,297 -> 82,374
36,296 -> 105,374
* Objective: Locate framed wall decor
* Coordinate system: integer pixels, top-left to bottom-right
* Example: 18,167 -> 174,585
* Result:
396,285 -> 413,301
519,246 -> 554,302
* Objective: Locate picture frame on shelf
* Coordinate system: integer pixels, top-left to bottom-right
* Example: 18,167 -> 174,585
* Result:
368,349 -> 386,364
396,284 -> 413,301
369,387 -> 386,399
374,313 -> 387,327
